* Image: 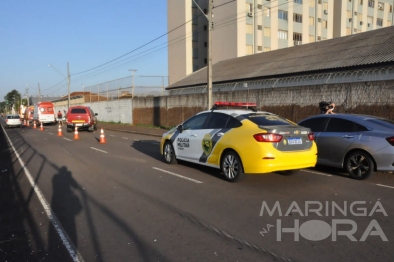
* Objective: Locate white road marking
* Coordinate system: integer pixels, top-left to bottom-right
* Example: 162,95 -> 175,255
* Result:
62,148 -> 72,156
90,147 -> 108,154
122,137 -> 129,140
376,184 -> 394,189
63,138 -> 72,141
302,169 -> 332,177
152,167 -> 203,184
109,135 -> 115,137
48,132 -> 53,135
1,125 -> 84,262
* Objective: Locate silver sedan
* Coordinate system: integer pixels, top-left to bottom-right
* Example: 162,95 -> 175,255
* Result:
298,114 -> 394,180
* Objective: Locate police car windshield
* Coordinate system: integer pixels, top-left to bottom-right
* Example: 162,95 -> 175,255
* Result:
243,113 -> 292,126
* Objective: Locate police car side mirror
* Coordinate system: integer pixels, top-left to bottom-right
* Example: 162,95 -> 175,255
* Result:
177,124 -> 183,133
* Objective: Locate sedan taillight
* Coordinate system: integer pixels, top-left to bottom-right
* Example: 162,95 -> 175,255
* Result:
386,136 -> 394,146
308,132 -> 315,141
253,133 -> 283,142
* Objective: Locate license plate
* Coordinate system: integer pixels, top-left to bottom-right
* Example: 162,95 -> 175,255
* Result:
72,120 -> 85,123
288,137 -> 302,145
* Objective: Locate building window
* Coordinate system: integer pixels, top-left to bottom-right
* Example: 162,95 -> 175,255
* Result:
246,24 -> 253,34
354,28 -> 358,33
278,10 -> 288,20
368,0 -> 375,8
204,58 -> 207,64
204,25 -> 207,31
294,0 -> 302,4
263,7 -> 270,17
264,47 -> 271,52
204,42 -> 207,47
246,45 -> 253,55
257,4 -> 262,10
264,27 -> 271,37
293,32 -> 302,41
257,46 -> 263,51
360,0 -> 363,5
317,36 -> 321,40
246,3 -> 253,12
293,13 -> 302,23
309,16 -> 314,25
323,20 -> 328,28
378,2 -> 384,10
318,0 -> 322,4
258,25 -> 263,30
390,5 -> 393,12
278,30 -> 288,39
377,18 -> 383,26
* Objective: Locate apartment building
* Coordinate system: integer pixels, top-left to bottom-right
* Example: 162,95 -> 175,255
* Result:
168,0 -> 394,85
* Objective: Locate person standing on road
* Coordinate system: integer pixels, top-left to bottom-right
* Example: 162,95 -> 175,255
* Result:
57,110 -> 63,125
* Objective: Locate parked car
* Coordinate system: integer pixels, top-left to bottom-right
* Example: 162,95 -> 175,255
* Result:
298,114 -> 394,180
66,106 -> 98,132
5,114 -> 22,128
160,102 -> 317,182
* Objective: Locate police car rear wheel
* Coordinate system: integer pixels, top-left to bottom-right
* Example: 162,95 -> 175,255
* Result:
221,151 -> 244,182
164,141 -> 177,164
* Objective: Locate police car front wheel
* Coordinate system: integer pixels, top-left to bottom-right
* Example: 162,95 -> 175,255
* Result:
164,141 -> 177,164
221,151 -> 244,182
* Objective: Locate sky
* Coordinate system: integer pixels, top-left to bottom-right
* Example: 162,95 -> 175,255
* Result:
0,0 -> 169,101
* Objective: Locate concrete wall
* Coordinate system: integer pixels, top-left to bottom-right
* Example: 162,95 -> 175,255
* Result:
53,80 -> 394,127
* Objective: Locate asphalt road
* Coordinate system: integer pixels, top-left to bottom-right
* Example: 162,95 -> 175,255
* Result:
1,121 -> 393,262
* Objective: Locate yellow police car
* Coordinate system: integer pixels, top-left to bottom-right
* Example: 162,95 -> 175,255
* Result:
160,102 -> 317,182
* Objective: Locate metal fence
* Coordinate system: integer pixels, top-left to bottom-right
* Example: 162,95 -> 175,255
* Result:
83,75 -> 169,101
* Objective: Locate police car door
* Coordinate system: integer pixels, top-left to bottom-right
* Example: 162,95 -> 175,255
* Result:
175,113 -> 210,162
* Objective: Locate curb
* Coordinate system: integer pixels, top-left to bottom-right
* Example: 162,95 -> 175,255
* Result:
102,128 -> 164,138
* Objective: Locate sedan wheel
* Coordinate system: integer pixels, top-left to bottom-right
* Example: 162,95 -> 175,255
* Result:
345,151 -> 374,180
163,141 -> 177,164
221,151 -> 244,182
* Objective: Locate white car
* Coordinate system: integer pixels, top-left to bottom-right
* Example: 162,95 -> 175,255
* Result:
5,114 -> 22,128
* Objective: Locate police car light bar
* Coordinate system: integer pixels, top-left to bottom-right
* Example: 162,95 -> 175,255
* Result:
214,102 -> 257,107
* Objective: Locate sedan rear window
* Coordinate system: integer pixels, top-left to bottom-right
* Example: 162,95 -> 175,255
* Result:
243,113 -> 293,126
7,115 -> 20,119
70,109 -> 87,114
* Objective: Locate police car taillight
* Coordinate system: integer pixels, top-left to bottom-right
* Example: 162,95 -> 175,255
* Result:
308,132 -> 315,141
386,136 -> 394,146
253,133 -> 283,142
214,101 -> 257,107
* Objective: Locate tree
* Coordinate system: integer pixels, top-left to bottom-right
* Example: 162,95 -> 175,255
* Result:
4,89 -> 22,114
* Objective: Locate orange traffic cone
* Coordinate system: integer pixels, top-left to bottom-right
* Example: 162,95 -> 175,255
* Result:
99,128 -> 106,144
33,121 -> 36,129
74,126 -> 79,140
40,122 -> 44,131
57,124 -> 63,136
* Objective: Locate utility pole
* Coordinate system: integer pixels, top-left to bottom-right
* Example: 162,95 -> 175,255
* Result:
67,62 -> 70,109
207,0 -> 213,109
129,69 -> 137,98
192,0 -> 213,109
38,83 -> 41,102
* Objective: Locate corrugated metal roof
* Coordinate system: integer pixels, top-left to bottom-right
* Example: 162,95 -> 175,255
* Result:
168,26 -> 394,89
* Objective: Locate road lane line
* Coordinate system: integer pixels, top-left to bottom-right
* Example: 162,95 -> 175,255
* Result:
2,126 -> 84,262
109,135 -> 115,137
152,167 -> 203,184
63,138 -> 72,141
90,147 -> 108,154
302,169 -> 332,177
376,184 -> 394,189
122,137 -> 129,140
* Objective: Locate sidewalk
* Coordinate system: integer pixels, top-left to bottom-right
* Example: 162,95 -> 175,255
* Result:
97,123 -> 169,137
